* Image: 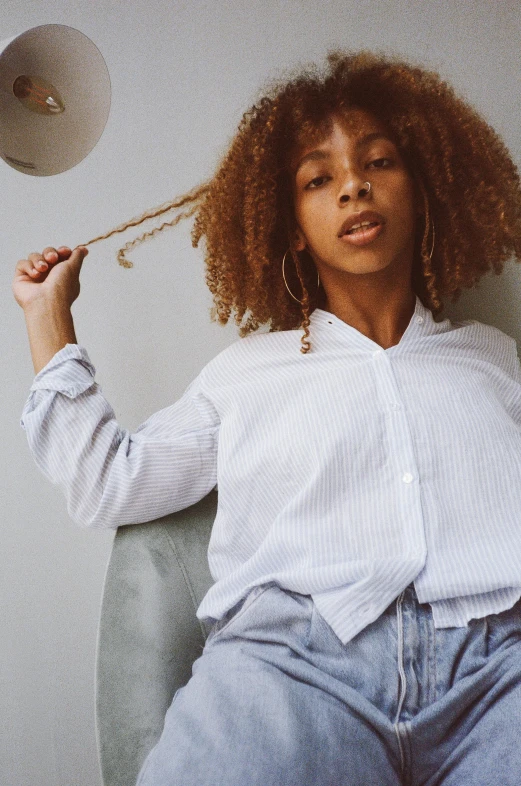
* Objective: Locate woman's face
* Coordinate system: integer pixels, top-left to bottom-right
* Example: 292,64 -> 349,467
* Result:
291,109 -> 419,287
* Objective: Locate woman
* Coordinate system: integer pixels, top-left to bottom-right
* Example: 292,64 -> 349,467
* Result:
13,50 -> 521,784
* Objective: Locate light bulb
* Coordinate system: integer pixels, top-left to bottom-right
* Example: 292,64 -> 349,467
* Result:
12,74 -> 65,115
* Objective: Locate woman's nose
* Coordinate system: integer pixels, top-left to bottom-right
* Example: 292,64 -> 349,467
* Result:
338,177 -> 371,204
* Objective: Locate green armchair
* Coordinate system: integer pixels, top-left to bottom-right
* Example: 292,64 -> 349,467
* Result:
95,489 -> 217,786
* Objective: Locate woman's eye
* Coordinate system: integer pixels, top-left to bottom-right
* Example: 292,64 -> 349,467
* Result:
369,158 -> 393,168
305,175 -> 329,189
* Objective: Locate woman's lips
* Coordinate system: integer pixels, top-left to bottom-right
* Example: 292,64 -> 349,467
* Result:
339,222 -> 384,246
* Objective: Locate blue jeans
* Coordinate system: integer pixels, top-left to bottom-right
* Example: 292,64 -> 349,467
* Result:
136,582 -> 521,785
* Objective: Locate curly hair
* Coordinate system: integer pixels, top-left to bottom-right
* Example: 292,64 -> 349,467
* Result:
84,50 -> 521,354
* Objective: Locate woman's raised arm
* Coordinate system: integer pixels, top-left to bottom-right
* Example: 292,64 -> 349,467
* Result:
14,245 -> 218,529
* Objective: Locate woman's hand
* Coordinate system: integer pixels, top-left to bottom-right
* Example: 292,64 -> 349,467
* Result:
12,245 -> 88,312
13,245 -> 89,374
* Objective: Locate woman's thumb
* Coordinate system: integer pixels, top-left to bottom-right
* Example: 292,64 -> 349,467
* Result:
70,246 -> 89,267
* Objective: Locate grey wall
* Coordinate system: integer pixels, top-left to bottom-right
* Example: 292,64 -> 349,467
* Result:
2,1 -> 521,784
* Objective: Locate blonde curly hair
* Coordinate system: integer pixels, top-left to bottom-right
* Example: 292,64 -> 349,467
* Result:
84,50 -> 521,353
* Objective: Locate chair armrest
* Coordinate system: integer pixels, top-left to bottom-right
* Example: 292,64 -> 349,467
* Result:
95,489 -> 217,786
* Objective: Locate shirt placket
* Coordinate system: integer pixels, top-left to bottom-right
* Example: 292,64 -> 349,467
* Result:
371,347 -> 426,558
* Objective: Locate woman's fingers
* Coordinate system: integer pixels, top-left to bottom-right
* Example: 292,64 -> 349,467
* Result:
20,255 -> 49,278
42,246 -> 72,262
16,258 -> 40,277
28,248 -> 63,265
28,246 -> 71,263
21,246 -> 75,278
17,246 -> 86,279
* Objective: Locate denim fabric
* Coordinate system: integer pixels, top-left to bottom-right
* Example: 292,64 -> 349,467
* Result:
136,582 -> 521,786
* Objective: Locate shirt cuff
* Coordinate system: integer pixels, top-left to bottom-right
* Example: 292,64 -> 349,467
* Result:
29,343 -> 96,398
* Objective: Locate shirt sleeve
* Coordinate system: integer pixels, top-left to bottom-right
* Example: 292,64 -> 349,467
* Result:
20,344 -> 219,529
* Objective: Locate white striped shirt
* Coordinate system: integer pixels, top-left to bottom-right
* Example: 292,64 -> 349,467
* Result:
21,295 -> 521,644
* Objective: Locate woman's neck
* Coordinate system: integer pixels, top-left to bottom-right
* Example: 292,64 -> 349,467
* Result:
323,287 -> 417,349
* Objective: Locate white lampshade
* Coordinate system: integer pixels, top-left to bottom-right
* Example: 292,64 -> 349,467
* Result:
0,24 -> 111,176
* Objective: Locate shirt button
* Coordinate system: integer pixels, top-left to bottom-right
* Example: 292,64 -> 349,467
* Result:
390,403 -> 401,411
402,473 -> 414,483
373,349 -> 384,358
416,316 -> 424,324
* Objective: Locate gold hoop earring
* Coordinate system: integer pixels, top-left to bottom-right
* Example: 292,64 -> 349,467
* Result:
429,221 -> 435,260
282,249 -> 320,304
426,219 -> 435,260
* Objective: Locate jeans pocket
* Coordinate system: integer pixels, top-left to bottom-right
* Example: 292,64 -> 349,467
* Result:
306,599 -> 344,652
205,583 -> 275,644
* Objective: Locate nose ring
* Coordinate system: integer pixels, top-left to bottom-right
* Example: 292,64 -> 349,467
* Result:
340,181 -> 372,202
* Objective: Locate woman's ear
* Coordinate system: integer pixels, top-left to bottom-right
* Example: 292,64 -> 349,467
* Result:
294,228 -> 307,252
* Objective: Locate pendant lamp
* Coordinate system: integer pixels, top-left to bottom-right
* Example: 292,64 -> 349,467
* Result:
0,24 -> 111,176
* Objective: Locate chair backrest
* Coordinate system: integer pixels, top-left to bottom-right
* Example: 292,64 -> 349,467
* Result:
95,489 -> 217,786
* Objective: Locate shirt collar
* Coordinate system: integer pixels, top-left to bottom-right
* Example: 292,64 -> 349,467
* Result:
309,295 -> 447,351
